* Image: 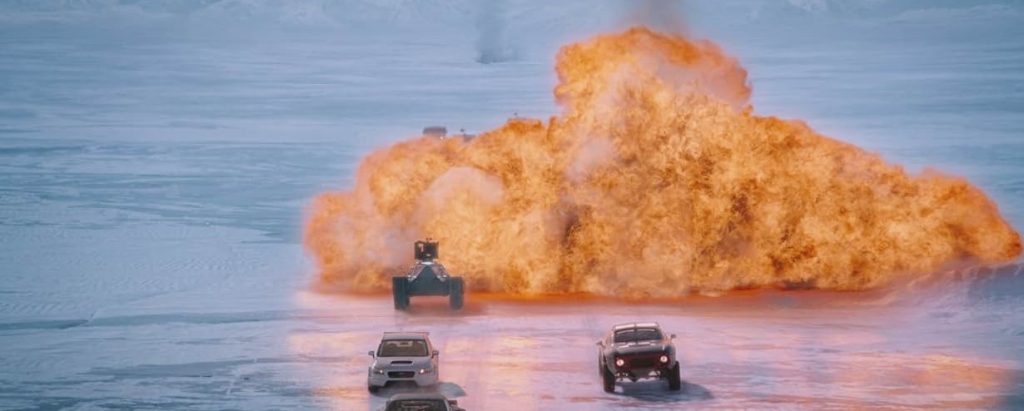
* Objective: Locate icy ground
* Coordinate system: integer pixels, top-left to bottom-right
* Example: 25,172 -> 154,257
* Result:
2,1 -> 1024,410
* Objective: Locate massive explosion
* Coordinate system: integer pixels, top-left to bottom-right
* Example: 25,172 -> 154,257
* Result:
305,27 -> 1021,297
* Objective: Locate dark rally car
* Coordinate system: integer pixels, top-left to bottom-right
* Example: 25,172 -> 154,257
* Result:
596,322 -> 681,392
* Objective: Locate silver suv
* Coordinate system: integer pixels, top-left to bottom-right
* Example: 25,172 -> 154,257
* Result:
367,332 -> 440,392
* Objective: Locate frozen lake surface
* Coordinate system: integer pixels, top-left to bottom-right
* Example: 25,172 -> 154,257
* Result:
2,1 -> 1023,409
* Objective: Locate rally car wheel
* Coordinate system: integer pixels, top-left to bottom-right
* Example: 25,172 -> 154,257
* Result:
667,362 -> 682,391
602,366 -> 616,393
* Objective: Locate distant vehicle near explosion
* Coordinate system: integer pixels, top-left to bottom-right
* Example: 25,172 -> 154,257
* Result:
392,240 -> 465,310
422,125 -> 474,141
383,393 -> 465,411
368,332 -> 440,393
422,126 -> 447,138
597,322 -> 681,393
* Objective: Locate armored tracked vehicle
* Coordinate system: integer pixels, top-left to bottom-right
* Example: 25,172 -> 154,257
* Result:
392,240 -> 464,310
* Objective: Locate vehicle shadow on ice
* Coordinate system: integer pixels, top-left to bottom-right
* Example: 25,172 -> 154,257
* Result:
399,298 -> 486,317
613,380 -> 713,403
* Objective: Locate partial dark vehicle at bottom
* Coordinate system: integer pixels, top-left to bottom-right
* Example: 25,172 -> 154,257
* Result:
384,393 -> 465,411
597,322 -> 681,393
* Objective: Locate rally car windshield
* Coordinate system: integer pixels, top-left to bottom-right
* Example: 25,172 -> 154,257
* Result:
385,399 -> 447,411
614,328 -> 663,343
378,339 -> 429,357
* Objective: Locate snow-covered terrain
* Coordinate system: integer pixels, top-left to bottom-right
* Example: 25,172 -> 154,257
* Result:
1,1 -> 1023,409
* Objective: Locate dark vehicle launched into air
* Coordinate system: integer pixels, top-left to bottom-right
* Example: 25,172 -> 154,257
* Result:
596,322 -> 681,393
392,240 -> 465,310
383,393 -> 465,411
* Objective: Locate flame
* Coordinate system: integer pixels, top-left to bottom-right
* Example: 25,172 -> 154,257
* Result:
305,27 -> 1021,297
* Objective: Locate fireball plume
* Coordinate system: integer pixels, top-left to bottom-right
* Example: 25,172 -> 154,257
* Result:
305,28 -> 1021,297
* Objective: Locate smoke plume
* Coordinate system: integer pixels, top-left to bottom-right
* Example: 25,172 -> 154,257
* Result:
626,0 -> 688,34
475,0 -> 516,64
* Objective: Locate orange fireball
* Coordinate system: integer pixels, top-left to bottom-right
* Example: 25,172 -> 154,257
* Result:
304,27 -> 1021,297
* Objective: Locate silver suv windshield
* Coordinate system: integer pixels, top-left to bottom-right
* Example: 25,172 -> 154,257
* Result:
614,328 -> 662,343
378,339 -> 429,357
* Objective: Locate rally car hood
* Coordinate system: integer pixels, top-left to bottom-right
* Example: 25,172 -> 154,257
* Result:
611,340 -> 670,354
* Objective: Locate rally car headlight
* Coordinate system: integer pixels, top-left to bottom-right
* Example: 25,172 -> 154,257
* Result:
372,366 -> 386,374
418,367 -> 432,374
614,358 -> 625,367
659,355 -> 669,364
